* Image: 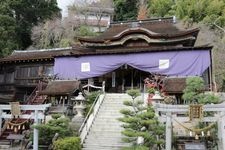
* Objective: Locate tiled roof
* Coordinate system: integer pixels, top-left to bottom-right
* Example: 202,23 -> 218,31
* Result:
0,47 -> 74,63
0,46 -> 213,63
78,17 -> 199,43
39,80 -> 81,95
163,77 -> 186,94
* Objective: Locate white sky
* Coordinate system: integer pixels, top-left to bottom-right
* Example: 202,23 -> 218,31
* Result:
57,0 -> 75,17
57,0 -> 98,17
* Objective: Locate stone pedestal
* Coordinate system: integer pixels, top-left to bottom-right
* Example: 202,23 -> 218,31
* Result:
70,92 -> 86,131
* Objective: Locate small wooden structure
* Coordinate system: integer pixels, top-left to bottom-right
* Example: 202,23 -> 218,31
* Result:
0,103 -> 51,150
39,80 -> 81,114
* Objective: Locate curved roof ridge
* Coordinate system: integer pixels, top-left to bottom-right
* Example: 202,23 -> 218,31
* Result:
113,27 -> 158,38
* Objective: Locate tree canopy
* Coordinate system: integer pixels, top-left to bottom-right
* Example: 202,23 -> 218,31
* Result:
113,0 -> 225,28
119,89 -> 165,149
113,0 -> 138,21
0,0 -> 59,57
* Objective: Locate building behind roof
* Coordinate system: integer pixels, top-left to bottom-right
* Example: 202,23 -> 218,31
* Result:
0,17 -> 213,103
61,0 -> 114,32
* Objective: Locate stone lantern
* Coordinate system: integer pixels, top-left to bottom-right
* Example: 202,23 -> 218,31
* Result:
151,91 -> 164,103
73,92 -> 86,117
71,92 -> 86,130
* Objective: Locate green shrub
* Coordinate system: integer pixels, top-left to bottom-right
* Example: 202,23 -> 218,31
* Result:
33,118 -> 72,145
51,114 -> 62,120
53,137 -> 81,150
84,91 -> 101,116
182,77 -> 219,104
126,89 -> 140,100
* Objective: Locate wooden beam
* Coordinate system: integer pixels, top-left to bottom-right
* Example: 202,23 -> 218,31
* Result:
154,103 -> 225,112
159,116 -> 218,123
1,112 -> 45,119
0,103 -> 51,111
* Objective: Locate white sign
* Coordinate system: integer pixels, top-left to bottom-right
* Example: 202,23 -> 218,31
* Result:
159,59 -> 169,69
81,62 -> 90,72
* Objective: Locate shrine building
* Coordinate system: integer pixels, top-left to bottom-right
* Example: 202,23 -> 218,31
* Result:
0,17 -> 213,103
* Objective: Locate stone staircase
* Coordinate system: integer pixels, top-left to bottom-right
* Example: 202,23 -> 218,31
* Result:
0,140 -> 10,150
82,93 -> 132,150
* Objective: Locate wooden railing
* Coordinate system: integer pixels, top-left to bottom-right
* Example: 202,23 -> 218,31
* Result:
25,81 -> 45,104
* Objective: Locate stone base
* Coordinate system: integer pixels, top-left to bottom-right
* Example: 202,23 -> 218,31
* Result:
70,115 -> 84,131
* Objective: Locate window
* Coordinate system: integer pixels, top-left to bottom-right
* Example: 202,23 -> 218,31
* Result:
5,72 -> 14,83
43,65 -> 54,76
29,66 -> 39,77
17,67 -> 29,78
17,66 -> 39,78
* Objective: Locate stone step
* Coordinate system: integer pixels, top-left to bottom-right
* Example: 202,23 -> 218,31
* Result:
83,94 -> 131,150
93,121 -> 124,125
95,115 -> 122,118
0,145 -> 10,149
82,145 -> 129,150
96,115 -> 123,119
97,112 -> 123,115
88,129 -> 123,134
97,110 -> 122,113
90,128 -> 123,132
85,138 -> 127,144
85,137 -> 126,143
83,143 -> 130,148
82,147 -> 121,150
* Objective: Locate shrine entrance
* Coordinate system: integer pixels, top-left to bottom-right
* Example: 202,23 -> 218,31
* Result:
0,103 -> 51,150
154,103 -> 225,150
102,65 -> 150,93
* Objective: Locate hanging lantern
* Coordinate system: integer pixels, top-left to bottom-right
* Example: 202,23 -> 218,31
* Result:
207,131 -> 211,136
22,125 -> 25,130
7,124 -> 10,129
189,131 -> 193,137
201,131 -> 204,137
18,125 -> 21,130
14,127 -> 18,133
10,125 -> 14,130
195,134 -> 199,140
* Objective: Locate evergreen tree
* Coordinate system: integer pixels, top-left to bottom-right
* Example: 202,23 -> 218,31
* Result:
119,89 -> 165,150
113,0 -> 138,21
182,77 -> 219,104
0,0 -> 59,57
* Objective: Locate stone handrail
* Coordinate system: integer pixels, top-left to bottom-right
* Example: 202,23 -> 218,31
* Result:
79,93 -> 105,144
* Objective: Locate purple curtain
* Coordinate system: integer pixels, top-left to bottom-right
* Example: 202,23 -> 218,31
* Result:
54,50 -> 210,80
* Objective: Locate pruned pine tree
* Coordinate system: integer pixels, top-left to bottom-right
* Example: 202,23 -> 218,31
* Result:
119,90 -> 165,150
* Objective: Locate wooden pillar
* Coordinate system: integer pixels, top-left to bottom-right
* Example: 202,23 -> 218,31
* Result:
218,112 -> 225,150
62,97 -> 65,108
222,112 -> 225,150
166,112 -> 172,150
131,69 -> 133,89
33,110 -> 39,150
0,109 -> 2,135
